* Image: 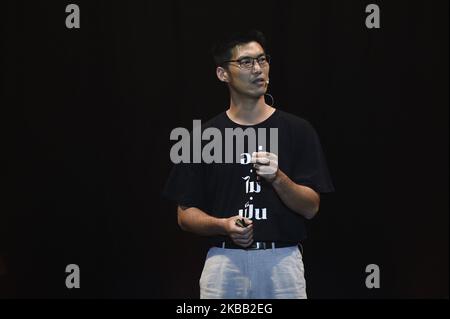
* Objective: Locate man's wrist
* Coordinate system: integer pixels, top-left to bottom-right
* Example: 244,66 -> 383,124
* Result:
218,217 -> 230,236
271,169 -> 284,186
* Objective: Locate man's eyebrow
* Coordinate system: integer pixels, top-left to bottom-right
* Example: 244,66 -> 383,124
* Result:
236,53 -> 265,60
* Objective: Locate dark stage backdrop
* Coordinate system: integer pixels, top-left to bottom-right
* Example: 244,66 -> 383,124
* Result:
1,0 -> 448,298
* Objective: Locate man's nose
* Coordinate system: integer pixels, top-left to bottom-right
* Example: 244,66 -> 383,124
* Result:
252,60 -> 263,73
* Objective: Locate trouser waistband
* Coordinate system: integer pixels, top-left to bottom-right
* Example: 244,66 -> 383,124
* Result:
214,241 -> 299,250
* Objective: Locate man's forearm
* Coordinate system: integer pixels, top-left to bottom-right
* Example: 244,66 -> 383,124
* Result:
177,206 -> 228,236
271,170 -> 320,219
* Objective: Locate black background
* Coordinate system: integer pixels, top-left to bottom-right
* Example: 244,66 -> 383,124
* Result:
1,0 -> 448,298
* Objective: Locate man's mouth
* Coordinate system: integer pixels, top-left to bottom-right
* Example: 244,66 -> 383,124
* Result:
252,78 -> 266,85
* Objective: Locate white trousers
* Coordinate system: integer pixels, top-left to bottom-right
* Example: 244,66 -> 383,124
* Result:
200,246 -> 307,299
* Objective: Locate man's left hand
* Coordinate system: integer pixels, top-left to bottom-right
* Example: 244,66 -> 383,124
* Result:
251,152 -> 278,183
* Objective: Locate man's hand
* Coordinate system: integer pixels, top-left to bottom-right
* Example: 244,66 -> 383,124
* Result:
251,151 -> 278,183
225,216 -> 253,248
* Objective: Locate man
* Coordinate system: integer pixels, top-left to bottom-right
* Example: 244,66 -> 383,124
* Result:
164,30 -> 334,299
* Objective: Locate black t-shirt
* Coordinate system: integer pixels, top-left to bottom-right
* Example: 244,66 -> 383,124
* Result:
163,109 -> 334,244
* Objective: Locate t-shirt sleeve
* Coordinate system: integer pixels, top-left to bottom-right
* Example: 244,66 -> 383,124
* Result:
162,163 -> 207,210
291,120 -> 335,193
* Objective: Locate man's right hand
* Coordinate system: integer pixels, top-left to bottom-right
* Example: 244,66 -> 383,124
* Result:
225,216 -> 253,248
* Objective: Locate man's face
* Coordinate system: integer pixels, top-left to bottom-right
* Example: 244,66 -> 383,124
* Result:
223,41 -> 270,98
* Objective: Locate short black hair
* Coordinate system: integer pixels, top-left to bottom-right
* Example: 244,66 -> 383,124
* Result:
211,30 -> 268,66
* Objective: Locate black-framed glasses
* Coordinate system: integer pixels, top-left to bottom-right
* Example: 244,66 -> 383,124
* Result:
223,54 -> 271,70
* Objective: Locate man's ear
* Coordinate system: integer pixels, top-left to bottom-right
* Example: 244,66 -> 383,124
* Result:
216,66 -> 229,83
